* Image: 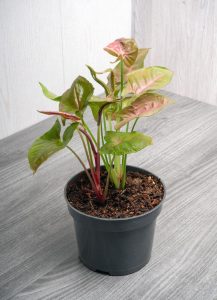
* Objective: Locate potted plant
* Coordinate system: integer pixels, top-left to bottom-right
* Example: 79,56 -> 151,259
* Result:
28,38 -> 173,276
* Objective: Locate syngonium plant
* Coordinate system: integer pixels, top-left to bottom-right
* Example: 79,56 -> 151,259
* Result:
28,38 -> 173,203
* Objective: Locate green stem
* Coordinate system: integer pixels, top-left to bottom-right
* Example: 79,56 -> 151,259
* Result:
118,59 -> 126,188
107,115 -> 112,164
121,122 -> 129,188
103,113 -> 107,132
87,139 -> 94,168
101,115 -> 109,166
121,155 -> 127,189
125,123 -> 129,132
78,130 -> 93,169
103,113 -> 111,164
104,156 -> 115,198
131,118 -> 139,132
120,59 -> 124,104
97,121 -> 101,151
82,119 -> 97,145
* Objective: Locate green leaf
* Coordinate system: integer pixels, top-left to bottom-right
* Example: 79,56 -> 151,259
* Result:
88,96 -> 107,121
63,123 -> 79,145
104,38 -> 138,67
123,66 -> 173,96
86,65 -> 110,96
89,96 -> 136,122
88,96 -> 118,121
28,119 -> 64,172
111,48 -> 150,84
59,76 -> 94,116
89,95 -> 108,103
100,131 -> 152,155
102,96 -> 137,121
89,102 -> 105,121
39,82 -> 61,101
115,93 -> 172,129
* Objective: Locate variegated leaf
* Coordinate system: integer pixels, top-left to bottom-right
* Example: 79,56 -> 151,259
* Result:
59,76 -> 94,116
111,48 -> 150,84
123,66 -> 173,96
100,131 -> 152,155
104,38 -> 138,67
38,111 -> 81,122
28,119 -> 64,172
88,96 -> 120,121
115,93 -> 172,129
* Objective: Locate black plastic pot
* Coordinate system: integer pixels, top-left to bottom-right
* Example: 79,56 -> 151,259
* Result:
65,166 -> 165,276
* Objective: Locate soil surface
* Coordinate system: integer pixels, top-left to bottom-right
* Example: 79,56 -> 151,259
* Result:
67,170 -> 164,218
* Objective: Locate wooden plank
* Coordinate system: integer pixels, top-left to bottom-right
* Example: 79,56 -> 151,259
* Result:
132,0 -> 217,106
0,92 -> 217,299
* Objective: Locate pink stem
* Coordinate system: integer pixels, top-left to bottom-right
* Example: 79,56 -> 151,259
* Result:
79,126 -> 104,203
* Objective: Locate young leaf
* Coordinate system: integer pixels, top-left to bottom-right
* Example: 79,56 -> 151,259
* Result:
39,82 -> 61,101
88,96 -> 117,121
89,102 -> 105,122
38,111 -> 81,122
115,93 -> 172,129
104,38 -> 138,67
63,123 -> 79,145
111,48 -> 150,84
123,66 -> 173,96
28,119 -> 64,172
59,76 -> 94,116
100,131 -> 152,155
86,65 -> 110,96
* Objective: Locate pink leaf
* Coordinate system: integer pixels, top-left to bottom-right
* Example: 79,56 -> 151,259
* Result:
104,38 -> 138,67
115,93 -> 173,129
38,111 -> 81,122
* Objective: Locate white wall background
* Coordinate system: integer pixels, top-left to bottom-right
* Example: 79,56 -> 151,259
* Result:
0,0 -> 132,139
1,0 -> 217,140
132,0 -> 217,106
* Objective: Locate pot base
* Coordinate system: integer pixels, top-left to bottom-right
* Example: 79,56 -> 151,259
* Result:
79,255 -> 151,276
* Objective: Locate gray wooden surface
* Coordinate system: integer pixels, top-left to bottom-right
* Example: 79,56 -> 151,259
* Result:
1,91 -> 217,300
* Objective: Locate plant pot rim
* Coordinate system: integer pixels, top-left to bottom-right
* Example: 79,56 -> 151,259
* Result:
64,165 -> 166,222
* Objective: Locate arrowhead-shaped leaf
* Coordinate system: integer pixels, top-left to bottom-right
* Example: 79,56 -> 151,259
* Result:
38,111 -> 81,122
63,122 -> 79,145
39,82 -> 61,101
59,76 -> 94,116
89,96 -> 107,121
123,66 -> 173,96
104,38 -> 138,67
88,96 -> 118,121
115,93 -> 172,129
100,131 -> 152,155
110,48 -> 150,84
28,119 -> 64,172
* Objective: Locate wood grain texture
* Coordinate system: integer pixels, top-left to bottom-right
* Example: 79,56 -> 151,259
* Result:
0,0 -> 131,139
1,92 -> 217,299
132,0 -> 217,106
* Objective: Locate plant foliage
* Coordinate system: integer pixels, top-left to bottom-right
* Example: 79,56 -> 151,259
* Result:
28,37 -> 173,203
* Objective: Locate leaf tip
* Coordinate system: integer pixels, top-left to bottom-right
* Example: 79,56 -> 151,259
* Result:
38,82 -> 44,89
